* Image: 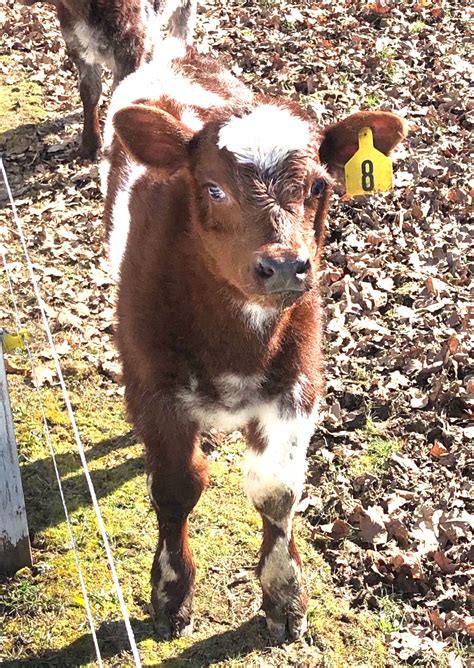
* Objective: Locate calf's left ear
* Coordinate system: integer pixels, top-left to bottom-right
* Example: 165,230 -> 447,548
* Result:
113,104 -> 194,173
319,111 -> 408,174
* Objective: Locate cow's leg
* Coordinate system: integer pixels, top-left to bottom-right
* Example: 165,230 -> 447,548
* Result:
73,56 -> 102,159
57,6 -> 103,159
245,408 -> 316,643
146,424 -> 208,637
167,0 -> 196,45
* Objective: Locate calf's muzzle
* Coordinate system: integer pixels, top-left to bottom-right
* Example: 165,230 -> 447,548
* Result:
255,254 -> 312,294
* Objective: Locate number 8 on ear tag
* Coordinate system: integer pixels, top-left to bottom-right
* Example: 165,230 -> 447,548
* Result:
344,127 -> 393,197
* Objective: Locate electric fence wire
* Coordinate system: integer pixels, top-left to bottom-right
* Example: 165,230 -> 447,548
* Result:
0,247 -> 104,668
1,157 -> 142,667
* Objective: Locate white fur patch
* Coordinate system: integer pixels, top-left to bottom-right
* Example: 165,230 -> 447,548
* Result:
103,41 -> 225,150
178,373 -> 265,432
72,21 -> 114,69
108,161 -> 146,279
99,157 -> 110,196
154,540 -> 178,604
218,105 -> 310,173
181,108 -> 204,132
259,535 -> 301,590
140,0 -> 165,60
147,472 -> 157,507
240,302 -> 278,334
178,374 -> 317,470
243,408 -> 315,524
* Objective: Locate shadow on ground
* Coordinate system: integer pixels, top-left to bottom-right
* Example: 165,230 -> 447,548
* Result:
20,431 -> 142,537
1,616 -> 269,667
0,110 -> 97,204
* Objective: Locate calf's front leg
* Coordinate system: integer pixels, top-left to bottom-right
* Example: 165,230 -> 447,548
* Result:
245,409 -> 316,643
146,428 -> 208,637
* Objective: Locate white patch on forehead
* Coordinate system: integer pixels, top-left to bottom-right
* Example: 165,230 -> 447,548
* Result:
108,161 -> 146,280
218,105 -> 310,173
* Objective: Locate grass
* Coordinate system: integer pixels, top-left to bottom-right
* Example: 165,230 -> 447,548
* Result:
0,56 -> 47,134
348,420 -> 402,478
376,595 -> 404,634
0,358 -> 388,666
365,94 -> 382,109
409,20 -> 426,33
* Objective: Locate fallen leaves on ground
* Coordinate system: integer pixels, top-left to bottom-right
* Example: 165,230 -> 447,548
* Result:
1,0 -> 472,665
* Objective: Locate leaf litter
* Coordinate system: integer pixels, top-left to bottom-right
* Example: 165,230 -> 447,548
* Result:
1,0 -> 473,665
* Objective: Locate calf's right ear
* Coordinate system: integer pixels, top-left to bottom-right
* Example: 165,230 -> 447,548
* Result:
113,104 -> 193,173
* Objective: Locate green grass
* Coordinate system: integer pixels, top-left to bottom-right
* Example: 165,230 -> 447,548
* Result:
365,94 -> 382,108
409,20 -> 426,33
376,595 -> 404,634
0,56 -> 47,134
348,420 -> 402,478
0,364 -> 388,666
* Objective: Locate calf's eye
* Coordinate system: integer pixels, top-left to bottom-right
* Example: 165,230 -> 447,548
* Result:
310,178 -> 326,198
208,184 -> 226,201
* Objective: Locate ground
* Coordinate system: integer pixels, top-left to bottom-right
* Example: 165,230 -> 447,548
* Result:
0,0 -> 472,666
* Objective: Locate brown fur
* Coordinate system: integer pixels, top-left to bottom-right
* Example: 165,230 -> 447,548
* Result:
104,48 -> 408,640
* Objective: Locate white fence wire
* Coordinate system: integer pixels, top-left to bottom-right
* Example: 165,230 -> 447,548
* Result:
1,157 -> 142,667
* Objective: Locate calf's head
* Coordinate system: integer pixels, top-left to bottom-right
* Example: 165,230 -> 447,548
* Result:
113,101 -> 406,306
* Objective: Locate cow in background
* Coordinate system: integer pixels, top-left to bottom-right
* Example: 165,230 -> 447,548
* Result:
21,0 -> 196,158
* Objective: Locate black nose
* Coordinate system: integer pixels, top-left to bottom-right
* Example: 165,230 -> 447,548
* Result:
256,256 -> 311,293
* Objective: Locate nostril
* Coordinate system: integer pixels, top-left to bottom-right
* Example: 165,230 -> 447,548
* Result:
295,258 -> 311,275
256,258 -> 275,279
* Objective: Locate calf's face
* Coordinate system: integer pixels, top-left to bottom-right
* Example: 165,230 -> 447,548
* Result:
189,108 -> 329,305
114,102 -> 407,305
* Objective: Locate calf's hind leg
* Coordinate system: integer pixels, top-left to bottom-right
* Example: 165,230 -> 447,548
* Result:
146,428 -> 208,637
245,412 -> 315,643
57,6 -> 103,159
167,0 -> 196,44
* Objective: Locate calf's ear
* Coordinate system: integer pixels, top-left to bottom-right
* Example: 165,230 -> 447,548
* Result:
319,111 -> 408,174
113,104 -> 194,173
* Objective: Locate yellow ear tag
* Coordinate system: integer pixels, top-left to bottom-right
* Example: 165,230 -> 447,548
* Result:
344,127 -> 393,197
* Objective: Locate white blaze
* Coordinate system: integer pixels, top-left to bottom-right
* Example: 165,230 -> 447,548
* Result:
218,105 -> 310,173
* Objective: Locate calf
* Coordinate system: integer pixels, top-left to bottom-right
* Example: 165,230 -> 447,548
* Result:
22,0 -> 196,158
103,41 -> 407,641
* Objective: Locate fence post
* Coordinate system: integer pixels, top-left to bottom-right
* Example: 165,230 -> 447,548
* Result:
0,335 -> 32,577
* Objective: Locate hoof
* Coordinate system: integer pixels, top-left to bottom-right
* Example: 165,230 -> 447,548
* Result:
79,139 -> 101,161
149,597 -> 194,639
79,146 -> 100,161
266,611 -> 307,644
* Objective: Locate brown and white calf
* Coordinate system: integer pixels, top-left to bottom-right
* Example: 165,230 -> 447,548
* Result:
22,0 -> 196,158
102,40 -> 407,641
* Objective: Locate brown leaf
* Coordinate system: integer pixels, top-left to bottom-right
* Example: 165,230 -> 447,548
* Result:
358,505 -> 388,545
430,440 -> 449,458
386,518 -> 410,548
328,518 -> 352,541
433,550 -> 457,574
